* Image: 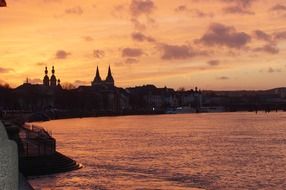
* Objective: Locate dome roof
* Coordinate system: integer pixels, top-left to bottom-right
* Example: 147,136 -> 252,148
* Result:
50,75 -> 56,81
44,75 -> 49,80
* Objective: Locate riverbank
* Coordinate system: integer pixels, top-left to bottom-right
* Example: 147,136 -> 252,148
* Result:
3,107 -> 285,124
2,119 -> 82,190
23,109 -> 164,122
25,108 -> 286,123
20,151 -> 82,176
0,121 -> 34,190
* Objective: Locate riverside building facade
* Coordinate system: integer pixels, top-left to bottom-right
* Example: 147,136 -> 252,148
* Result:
0,65 -> 205,115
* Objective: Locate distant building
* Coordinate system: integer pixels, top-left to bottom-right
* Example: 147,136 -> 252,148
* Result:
91,65 -> 114,88
6,66 -> 63,111
43,66 -> 61,88
2,64 -> 286,114
73,65 -> 129,113
43,67 -> 49,87
127,85 -> 202,112
274,88 -> 286,99
50,66 -> 57,87
177,87 -> 202,109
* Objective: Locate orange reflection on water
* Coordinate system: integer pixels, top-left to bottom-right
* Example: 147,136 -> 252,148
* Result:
29,112 -> 286,190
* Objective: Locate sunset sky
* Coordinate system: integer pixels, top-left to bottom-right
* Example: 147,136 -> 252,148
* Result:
0,0 -> 286,90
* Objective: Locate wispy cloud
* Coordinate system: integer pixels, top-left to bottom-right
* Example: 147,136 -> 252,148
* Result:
217,76 -> 230,80
122,48 -> 144,57
0,67 -> 13,73
196,23 -> 251,49
131,32 -> 156,42
160,44 -> 207,60
65,6 -> 83,15
207,60 -> 220,66
93,49 -> 105,59
253,44 -> 279,54
55,50 -> 71,59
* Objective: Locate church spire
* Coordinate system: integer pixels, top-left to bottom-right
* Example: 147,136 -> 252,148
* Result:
107,65 -> 112,77
50,66 -> 57,87
43,66 -> 50,86
52,66 -> 55,75
105,65 -> 114,86
96,66 -> 101,81
92,66 -> 102,86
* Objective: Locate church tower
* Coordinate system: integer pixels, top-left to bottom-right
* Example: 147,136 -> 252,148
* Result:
92,66 -> 102,86
57,79 -> 62,88
105,65 -> 114,87
50,66 -> 57,87
43,67 -> 50,86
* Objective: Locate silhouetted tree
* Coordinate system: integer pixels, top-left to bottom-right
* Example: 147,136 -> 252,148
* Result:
0,83 -> 10,89
61,82 -> 76,90
177,87 -> 185,92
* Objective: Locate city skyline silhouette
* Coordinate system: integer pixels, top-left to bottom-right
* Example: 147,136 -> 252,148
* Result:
0,1 -> 286,90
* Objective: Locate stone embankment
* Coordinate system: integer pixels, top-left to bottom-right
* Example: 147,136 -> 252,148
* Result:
1,120 -> 82,190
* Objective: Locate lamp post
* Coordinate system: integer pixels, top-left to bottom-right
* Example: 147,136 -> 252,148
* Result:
0,0 -> 6,7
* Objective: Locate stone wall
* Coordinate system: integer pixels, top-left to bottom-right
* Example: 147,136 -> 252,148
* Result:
0,121 -> 18,190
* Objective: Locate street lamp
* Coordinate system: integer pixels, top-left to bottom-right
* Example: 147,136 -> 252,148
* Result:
0,0 -> 6,7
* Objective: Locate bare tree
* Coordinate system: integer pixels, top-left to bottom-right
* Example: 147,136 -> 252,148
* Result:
61,82 -> 76,90
177,87 -> 185,92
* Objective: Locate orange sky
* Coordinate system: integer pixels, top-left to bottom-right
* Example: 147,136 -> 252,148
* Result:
0,0 -> 286,90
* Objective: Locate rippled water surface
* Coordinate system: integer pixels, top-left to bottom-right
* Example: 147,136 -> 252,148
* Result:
29,112 -> 286,190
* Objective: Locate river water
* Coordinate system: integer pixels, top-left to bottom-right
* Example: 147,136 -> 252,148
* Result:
29,112 -> 286,190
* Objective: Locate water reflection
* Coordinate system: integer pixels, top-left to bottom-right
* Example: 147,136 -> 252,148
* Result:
29,112 -> 286,190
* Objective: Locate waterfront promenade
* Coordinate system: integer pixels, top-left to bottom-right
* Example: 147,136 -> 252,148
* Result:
1,119 -> 82,190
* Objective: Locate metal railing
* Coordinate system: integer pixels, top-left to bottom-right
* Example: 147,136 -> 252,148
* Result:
19,124 -> 56,157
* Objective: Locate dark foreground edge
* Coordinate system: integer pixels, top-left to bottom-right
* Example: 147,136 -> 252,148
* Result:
19,151 -> 82,177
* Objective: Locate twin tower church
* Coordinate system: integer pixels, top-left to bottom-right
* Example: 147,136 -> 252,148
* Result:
43,66 -> 61,87
91,66 -> 115,87
42,65 -> 115,88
